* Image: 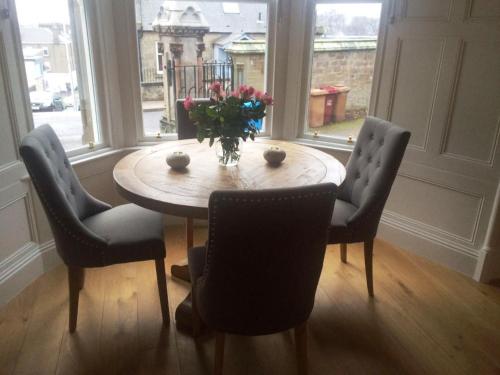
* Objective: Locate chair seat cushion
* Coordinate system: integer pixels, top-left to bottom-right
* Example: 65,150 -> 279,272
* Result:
83,204 -> 165,266
188,246 -> 207,282
329,199 -> 358,244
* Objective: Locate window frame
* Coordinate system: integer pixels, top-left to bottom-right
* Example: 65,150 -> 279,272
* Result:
155,41 -> 164,75
12,0 -> 110,158
131,0 -> 276,143
222,2 -> 240,13
293,0 -> 391,147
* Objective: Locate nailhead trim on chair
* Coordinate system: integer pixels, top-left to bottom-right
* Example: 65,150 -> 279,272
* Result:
26,137 -> 107,263
204,190 -> 335,276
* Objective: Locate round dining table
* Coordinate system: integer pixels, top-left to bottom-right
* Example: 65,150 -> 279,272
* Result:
113,138 -> 346,333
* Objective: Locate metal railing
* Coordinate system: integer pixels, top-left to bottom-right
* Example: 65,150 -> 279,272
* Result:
167,60 -> 234,100
141,67 -> 163,84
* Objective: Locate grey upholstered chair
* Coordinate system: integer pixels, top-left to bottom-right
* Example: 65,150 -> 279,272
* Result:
188,183 -> 337,375
176,98 -> 210,140
329,117 -> 410,296
19,125 -> 169,332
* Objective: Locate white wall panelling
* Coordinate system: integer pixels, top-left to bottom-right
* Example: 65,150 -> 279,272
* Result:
374,0 -> 500,280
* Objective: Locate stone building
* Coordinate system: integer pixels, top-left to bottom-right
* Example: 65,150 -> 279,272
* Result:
20,25 -> 73,75
135,0 -> 267,101
227,37 -> 377,119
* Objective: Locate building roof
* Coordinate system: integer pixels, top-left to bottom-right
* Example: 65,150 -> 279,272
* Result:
314,37 -> 377,52
136,0 -> 267,33
214,32 -> 253,47
153,1 -> 209,32
224,40 -> 265,54
225,37 -> 377,54
20,26 -> 54,45
136,0 -> 164,31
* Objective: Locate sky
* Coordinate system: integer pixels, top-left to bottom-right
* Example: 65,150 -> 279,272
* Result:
15,0 -> 70,26
14,0 -> 382,27
316,3 -> 382,22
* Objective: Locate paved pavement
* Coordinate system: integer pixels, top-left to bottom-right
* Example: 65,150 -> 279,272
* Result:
33,109 -> 167,150
142,110 -> 164,135
33,110 -> 84,151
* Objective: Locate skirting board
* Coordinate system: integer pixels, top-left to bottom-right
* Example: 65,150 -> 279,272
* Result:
0,240 -> 60,306
378,212 -> 478,277
474,247 -> 500,282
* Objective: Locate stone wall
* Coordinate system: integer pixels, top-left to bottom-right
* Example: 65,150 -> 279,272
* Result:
137,33 -> 377,117
311,48 -> 376,117
141,83 -> 164,101
231,53 -> 266,92
139,31 -> 159,73
226,38 -> 377,120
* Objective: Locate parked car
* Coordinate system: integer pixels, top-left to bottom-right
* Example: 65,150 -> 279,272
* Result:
62,89 -> 80,111
29,91 -> 65,112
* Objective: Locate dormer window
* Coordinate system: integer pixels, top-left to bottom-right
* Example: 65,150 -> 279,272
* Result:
222,3 -> 240,14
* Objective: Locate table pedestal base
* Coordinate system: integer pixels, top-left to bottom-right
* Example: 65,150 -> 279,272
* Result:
171,263 -> 191,282
175,292 -> 207,336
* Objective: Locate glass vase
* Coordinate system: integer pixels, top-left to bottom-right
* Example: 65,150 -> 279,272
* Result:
215,137 -> 242,166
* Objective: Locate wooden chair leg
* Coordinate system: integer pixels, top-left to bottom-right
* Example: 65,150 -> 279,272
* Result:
295,321 -> 308,375
186,217 -> 194,249
155,258 -> 170,325
364,239 -> 374,297
68,266 -> 82,333
214,331 -> 225,375
79,268 -> 85,290
340,243 -> 347,263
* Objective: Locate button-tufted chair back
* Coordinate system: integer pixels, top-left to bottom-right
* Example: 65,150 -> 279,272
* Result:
194,183 -> 337,336
176,98 -> 210,140
19,125 -> 111,266
339,117 -> 410,238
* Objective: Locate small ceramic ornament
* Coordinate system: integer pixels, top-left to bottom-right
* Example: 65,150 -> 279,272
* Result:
166,151 -> 190,169
263,146 -> 286,165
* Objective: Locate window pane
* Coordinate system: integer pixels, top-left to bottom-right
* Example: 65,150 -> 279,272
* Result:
135,0 -> 268,136
15,0 -> 100,151
306,3 -> 382,141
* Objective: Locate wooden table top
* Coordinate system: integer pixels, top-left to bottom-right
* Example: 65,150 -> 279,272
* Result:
113,139 -> 346,219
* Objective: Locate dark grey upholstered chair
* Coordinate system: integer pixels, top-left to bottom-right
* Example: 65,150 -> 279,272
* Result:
188,183 -> 337,375
176,98 -> 210,140
329,117 -> 410,297
19,125 -> 169,332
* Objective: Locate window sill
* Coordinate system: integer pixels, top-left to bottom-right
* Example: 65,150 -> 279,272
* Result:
293,137 -> 354,155
69,147 -> 122,165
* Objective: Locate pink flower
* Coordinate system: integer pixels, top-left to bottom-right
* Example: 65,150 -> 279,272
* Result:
209,81 -> 222,95
247,86 -> 255,96
238,84 -> 248,94
230,90 -> 240,98
183,96 -> 195,111
255,90 -> 263,100
261,93 -> 274,105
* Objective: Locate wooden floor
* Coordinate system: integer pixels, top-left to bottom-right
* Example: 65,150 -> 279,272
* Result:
1,226 -> 500,375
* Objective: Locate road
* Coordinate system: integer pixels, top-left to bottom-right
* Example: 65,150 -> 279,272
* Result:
33,109 -> 166,150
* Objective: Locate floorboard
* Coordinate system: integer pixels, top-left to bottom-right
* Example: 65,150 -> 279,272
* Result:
1,226 -> 500,375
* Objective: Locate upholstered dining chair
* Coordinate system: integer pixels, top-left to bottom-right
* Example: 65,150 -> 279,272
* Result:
173,98 -> 210,281
176,98 -> 209,140
188,183 -> 337,375
329,116 -> 410,297
19,125 -> 169,332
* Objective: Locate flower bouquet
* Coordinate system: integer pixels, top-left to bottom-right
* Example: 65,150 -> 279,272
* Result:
184,82 -> 273,166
